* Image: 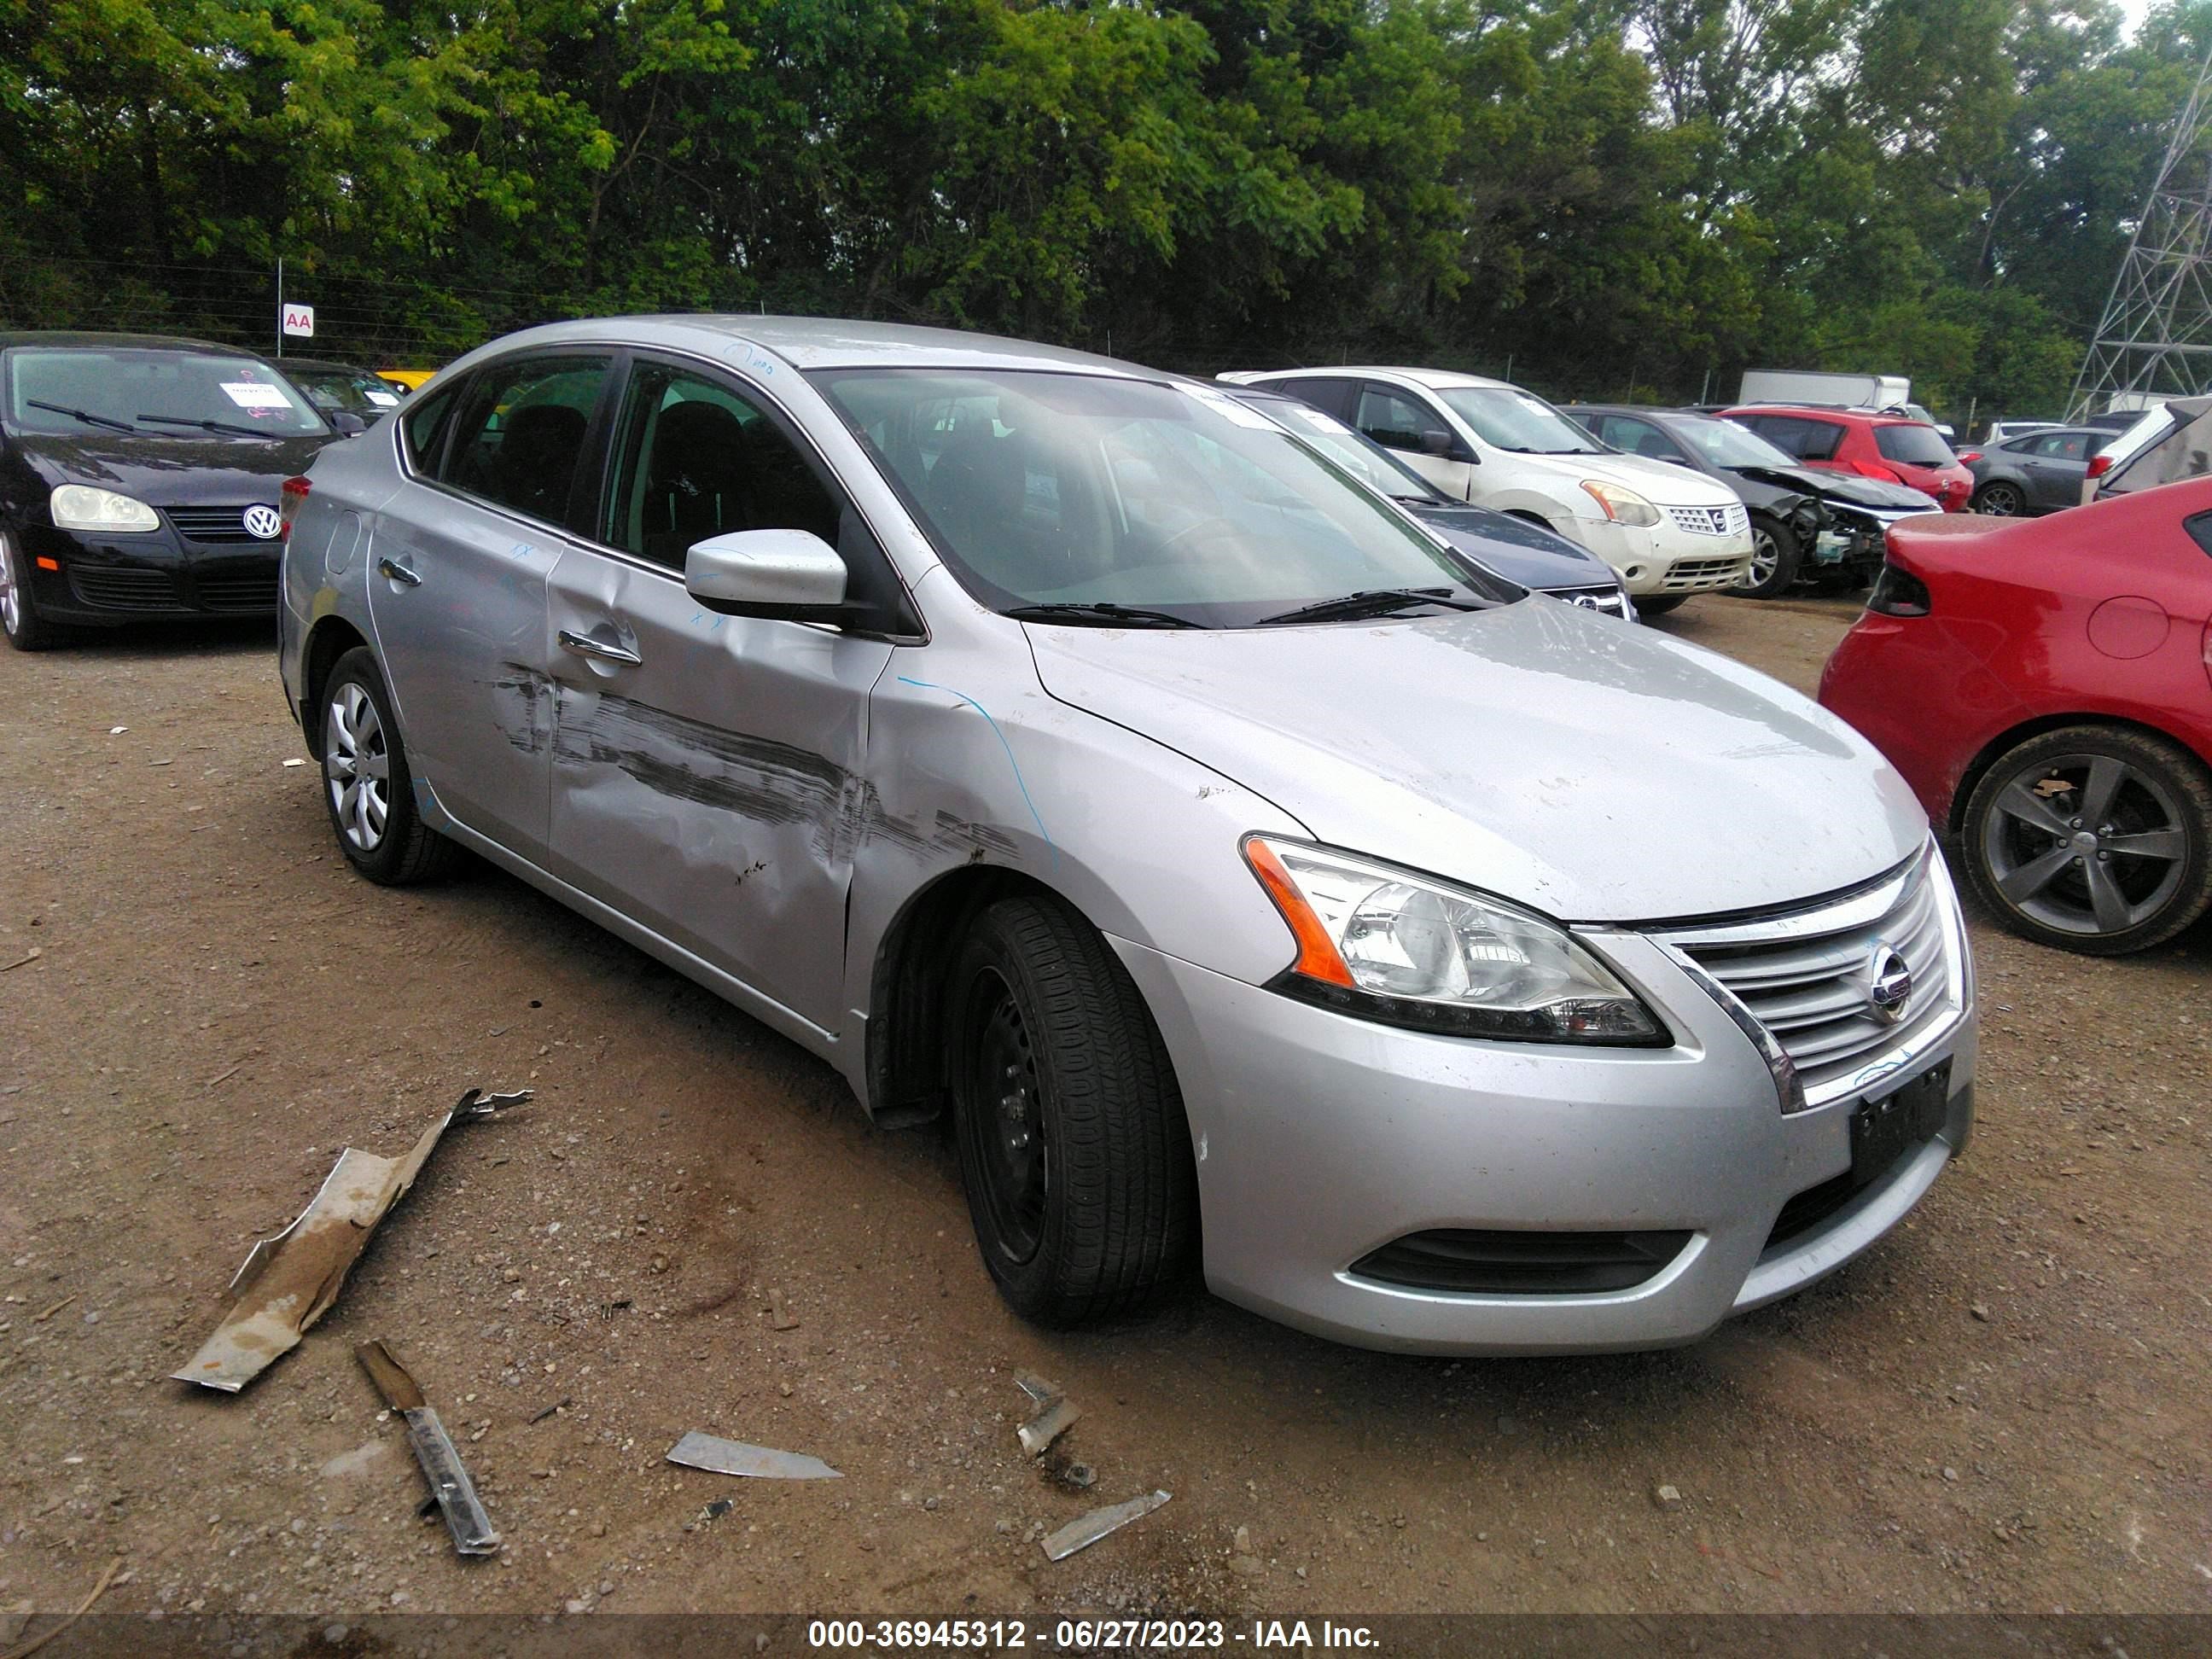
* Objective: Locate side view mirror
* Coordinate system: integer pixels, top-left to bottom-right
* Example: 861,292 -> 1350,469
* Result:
1418,428 -> 1454,457
684,528 -> 848,620
331,411 -> 366,437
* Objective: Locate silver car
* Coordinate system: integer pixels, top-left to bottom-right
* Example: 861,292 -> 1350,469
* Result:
276,317 -> 1977,1355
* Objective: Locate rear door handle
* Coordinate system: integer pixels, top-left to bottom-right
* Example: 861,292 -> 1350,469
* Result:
376,556 -> 421,587
558,628 -> 643,668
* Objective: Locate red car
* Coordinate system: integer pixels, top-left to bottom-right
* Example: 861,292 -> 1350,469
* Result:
1725,405 -> 1975,512
1819,480 -> 2212,954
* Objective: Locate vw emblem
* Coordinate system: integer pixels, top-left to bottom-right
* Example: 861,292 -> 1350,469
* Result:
242,504 -> 283,541
1865,944 -> 1913,1025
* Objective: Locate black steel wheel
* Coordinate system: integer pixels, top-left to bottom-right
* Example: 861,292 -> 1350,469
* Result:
947,894 -> 1197,1325
1961,725 -> 2212,954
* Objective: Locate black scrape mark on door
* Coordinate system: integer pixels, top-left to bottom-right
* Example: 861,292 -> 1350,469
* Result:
552,686 -> 1026,864
489,662 -> 553,755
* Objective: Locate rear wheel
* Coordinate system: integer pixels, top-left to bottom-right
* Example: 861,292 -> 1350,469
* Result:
1972,480 -> 2025,517
1960,725 -> 2212,955
317,647 -> 463,885
948,894 -> 1196,1325
1733,514 -> 1802,598
0,530 -> 62,651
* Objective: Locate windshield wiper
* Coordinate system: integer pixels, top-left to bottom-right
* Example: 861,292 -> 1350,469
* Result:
1003,602 -> 1207,630
136,412 -> 277,439
1254,587 -> 1485,626
26,399 -> 137,434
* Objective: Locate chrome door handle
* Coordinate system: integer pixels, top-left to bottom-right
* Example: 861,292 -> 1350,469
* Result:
375,556 -> 421,587
557,628 -> 643,667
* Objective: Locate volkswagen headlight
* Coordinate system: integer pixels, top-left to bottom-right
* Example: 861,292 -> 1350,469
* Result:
1243,837 -> 1666,1045
1579,480 -> 1661,527
51,486 -> 160,533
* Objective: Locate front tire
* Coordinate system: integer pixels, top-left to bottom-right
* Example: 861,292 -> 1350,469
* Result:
317,647 -> 463,885
948,894 -> 1197,1326
0,530 -> 62,651
1733,514 -> 1802,598
1960,725 -> 2212,955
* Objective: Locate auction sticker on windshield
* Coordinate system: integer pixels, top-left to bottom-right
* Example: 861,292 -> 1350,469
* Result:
220,381 -> 294,410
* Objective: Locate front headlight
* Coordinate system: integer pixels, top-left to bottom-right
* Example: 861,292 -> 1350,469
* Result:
1243,836 -> 1667,1045
1579,480 -> 1660,527
51,486 -> 160,533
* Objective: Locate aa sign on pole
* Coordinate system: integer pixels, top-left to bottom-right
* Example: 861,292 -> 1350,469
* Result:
281,303 -> 316,339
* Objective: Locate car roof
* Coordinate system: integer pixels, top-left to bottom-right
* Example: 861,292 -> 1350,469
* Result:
1726,403 -> 1932,429
452,315 -> 1148,377
0,329 -> 253,356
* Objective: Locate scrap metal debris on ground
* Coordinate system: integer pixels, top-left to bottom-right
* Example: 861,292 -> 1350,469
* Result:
666,1431 -> 841,1481
1040,1491 -> 1172,1563
172,1086 -> 530,1392
355,1339 -> 501,1557
1014,1373 -> 1080,1457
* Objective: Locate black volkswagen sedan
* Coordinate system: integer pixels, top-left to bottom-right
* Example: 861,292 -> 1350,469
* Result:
1564,403 -> 1939,597
0,332 -> 344,649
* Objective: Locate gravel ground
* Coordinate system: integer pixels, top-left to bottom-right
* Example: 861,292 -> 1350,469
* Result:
0,592 -> 2207,1631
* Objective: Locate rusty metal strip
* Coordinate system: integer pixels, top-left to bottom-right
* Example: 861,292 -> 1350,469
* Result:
356,1341 -> 500,1557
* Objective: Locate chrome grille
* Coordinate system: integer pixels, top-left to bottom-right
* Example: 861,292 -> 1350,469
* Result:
1664,504 -> 1749,538
1657,847 -> 1966,1107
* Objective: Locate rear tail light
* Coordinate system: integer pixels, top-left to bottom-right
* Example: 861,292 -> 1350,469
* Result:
1867,561 -> 1931,617
278,475 -> 311,542
1955,451 -> 1982,463
2086,453 -> 2115,482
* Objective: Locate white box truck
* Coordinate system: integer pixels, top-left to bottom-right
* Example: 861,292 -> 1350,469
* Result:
1736,370 -> 1951,437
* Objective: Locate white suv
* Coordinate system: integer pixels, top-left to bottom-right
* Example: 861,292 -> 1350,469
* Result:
1220,367 -> 1753,610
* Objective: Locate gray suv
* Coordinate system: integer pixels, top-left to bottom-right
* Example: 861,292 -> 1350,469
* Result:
278,317 -> 1976,1354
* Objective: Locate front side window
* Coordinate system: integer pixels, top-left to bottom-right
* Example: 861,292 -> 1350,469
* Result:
602,362 -> 839,568
1872,423 -> 1957,466
7,347 -> 329,437
1599,416 -> 1678,461
813,369 -> 1515,627
1354,384 -> 1438,453
442,356 -> 611,525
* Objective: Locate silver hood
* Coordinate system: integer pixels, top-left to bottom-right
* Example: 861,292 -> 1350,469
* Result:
1027,597 -> 1926,923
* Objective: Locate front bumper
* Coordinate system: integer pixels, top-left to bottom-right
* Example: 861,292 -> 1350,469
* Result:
1569,516 -> 1754,597
1113,917 -> 1975,1356
14,521 -> 282,624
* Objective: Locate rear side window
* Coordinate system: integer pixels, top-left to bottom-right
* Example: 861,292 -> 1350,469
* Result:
1740,415 -> 1842,461
1257,376 -> 1356,421
2030,431 -> 2090,461
2186,510 -> 2212,558
1873,423 -> 1956,466
441,356 -> 613,525
399,382 -> 462,473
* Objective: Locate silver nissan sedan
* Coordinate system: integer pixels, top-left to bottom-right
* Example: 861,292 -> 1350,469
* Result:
276,317 -> 1977,1354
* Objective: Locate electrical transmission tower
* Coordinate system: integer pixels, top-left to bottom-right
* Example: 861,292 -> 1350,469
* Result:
2069,38 -> 2212,421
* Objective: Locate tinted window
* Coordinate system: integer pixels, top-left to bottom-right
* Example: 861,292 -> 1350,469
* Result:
603,361 -> 839,568
443,356 -> 612,525
1743,415 -> 1843,462
1872,423 -> 1956,466
1999,434 -> 2046,453
1355,384 -> 1438,452
399,381 -> 462,472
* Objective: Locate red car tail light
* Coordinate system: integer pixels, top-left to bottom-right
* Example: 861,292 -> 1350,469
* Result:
1955,451 -> 1982,464
2086,453 -> 2115,482
278,475 -> 311,542
1867,562 -> 1931,617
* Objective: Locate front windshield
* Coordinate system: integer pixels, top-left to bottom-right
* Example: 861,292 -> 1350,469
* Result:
289,366 -> 403,416
1435,386 -> 1604,455
7,348 -> 328,437
1674,415 -> 1798,469
812,369 -> 1516,626
1249,399 -> 1445,501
